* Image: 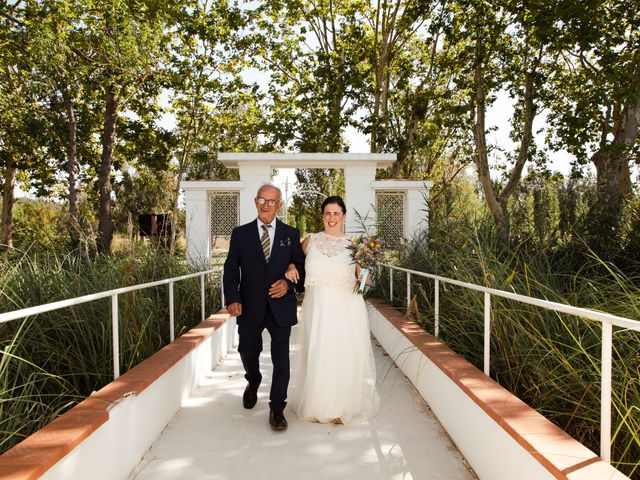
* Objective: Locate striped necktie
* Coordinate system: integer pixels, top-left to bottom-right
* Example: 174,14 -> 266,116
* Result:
261,224 -> 271,262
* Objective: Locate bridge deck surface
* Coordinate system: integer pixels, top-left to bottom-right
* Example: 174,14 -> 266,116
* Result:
131,334 -> 476,480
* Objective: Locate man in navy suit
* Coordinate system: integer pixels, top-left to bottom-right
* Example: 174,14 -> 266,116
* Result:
223,184 -> 305,431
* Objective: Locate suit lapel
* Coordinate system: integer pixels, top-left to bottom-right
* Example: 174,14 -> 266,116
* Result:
248,220 -> 266,261
268,220 -> 287,267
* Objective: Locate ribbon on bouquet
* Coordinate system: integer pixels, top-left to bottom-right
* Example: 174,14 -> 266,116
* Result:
358,268 -> 370,292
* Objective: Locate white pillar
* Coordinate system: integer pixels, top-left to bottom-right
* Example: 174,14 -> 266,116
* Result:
344,163 -> 377,235
406,188 -> 427,240
184,189 -> 209,265
238,164 -> 271,225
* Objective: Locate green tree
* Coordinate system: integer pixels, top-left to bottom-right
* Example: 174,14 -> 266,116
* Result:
365,0 -> 433,158
113,166 -> 175,235
543,0 -> 640,254
369,1 -> 472,180
83,0 -> 172,253
0,2 -> 59,250
255,0 -> 368,151
290,168 -> 344,234
444,0 -> 552,245
167,0 -> 258,253
28,0 -> 95,246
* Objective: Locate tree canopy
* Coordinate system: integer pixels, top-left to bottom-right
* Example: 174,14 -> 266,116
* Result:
0,0 -> 637,256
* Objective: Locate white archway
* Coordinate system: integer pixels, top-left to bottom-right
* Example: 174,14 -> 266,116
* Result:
181,153 -> 432,263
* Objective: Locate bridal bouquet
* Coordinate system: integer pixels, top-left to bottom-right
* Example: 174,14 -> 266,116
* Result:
348,235 -> 383,293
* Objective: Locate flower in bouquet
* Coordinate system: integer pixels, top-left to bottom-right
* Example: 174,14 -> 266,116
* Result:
348,235 -> 383,293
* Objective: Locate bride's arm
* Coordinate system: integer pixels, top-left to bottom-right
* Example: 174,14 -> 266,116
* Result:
301,234 -> 311,255
284,235 -> 311,283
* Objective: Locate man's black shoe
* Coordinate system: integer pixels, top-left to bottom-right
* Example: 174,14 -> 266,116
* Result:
243,383 -> 259,409
269,410 -> 288,431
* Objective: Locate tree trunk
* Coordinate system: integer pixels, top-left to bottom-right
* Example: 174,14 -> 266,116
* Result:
371,43 -> 390,153
391,111 -> 417,178
500,69 -> 535,199
97,88 -> 119,254
472,58 -> 509,243
329,68 -> 344,150
589,59 -> 640,247
64,95 -> 80,246
168,191 -> 180,255
370,5 -> 391,155
472,37 -> 539,246
1,162 -> 17,250
168,157 -> 188,255
619,159 -> 632,197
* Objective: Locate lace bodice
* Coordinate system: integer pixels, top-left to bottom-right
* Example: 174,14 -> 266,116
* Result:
304,232 -> 356,291
312,231 -> 350,257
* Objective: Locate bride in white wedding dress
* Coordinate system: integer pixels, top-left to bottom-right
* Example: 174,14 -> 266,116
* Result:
286,196 -> 379,424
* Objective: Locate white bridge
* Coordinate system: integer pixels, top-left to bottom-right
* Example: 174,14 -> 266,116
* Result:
0,267 -> 632,480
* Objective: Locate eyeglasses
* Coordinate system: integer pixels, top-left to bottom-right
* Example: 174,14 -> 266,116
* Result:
256,197 -> 281,207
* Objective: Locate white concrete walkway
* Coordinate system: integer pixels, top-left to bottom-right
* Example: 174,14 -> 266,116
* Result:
130,335 -> 476,480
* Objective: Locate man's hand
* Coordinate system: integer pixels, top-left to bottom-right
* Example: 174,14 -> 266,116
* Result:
227,302 -> 242,317
268,279 -> 289,298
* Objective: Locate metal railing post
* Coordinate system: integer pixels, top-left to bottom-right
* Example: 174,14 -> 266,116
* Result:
601,322 -> 612,462
434,279 -> 440,337
200,273 -> 206,322
389,266 -> 393,304
111,294 -> 120,380
169,281 -> 175,342
220,271 -> 225,310
484,292 -> 491,376
406,272 -> 411,308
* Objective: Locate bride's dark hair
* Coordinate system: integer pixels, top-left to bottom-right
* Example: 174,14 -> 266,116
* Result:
321,195 -> 346,214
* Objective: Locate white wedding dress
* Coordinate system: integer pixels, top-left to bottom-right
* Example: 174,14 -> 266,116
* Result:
290,232 -> 379,424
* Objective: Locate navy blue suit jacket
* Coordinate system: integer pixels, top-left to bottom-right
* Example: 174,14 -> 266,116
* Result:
223,219 -> 305,327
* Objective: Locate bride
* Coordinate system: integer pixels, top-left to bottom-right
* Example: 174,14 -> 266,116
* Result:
285,196 -> 379,424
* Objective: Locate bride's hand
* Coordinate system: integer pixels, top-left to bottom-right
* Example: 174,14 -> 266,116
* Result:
285,263 -> 300,283
356,266 -> 373,285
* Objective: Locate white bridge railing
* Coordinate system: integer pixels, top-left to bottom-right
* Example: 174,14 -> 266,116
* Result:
381,263 -> 640,463
0,268 -> 223,380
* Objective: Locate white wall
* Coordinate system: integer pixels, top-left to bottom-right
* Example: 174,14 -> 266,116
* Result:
367,303 -> 555,480
41,318 -> 237,480
344,163 -> 377,235
367,303 -> 629,480
182,181 -> 244,263
238,164 -> 271,225
184,189 -> 210,264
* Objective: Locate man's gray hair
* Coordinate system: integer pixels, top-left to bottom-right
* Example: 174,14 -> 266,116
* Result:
256,183 -> 282,200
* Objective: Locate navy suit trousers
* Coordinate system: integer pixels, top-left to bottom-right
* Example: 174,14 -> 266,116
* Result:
237,305 -> 291,412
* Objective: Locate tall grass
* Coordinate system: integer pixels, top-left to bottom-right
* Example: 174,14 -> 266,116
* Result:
0,246 -> 220,453
376,223 -> 640,478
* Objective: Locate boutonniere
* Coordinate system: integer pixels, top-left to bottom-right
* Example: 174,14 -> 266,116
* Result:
280,237 -> 291,247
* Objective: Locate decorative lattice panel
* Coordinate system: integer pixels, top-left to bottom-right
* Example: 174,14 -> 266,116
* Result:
209,192 -> 239,251
376,192 -> 404,248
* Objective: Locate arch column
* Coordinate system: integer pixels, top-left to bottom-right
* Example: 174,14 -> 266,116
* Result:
237,163 -> 271,224
344,163 -> 378,235
181,153 -> 436,264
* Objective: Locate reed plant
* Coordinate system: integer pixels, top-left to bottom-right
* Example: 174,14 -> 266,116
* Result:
0,245 -> 221,454
375,221 -> 640,478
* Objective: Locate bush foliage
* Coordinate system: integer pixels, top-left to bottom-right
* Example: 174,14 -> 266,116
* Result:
0,246 -> 220,454
375,173 -> 640,477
